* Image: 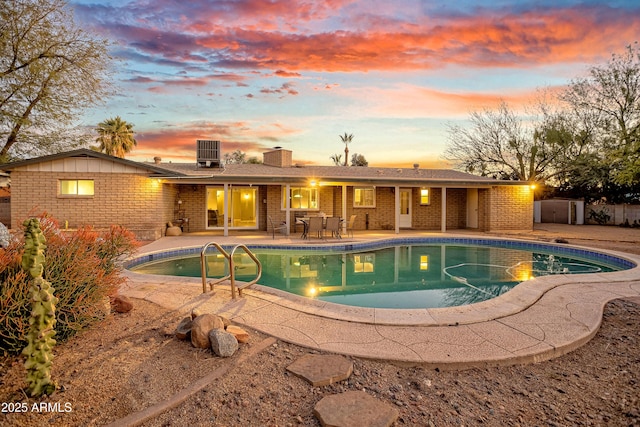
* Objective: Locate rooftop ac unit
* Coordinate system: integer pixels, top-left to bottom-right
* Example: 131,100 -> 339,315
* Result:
196,140 -> 221,168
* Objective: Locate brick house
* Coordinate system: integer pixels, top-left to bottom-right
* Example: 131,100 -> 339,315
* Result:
0,147 -> 533,239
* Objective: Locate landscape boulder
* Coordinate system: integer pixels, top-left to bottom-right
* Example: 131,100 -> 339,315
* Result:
0,223 -> 9,248
175,317 -> 192,340
112,295 -> 133,313
209,329 -> 238,357
190,313 -> 225,348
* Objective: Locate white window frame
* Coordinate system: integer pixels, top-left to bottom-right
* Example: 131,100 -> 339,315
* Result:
282,186 -> 319,210
353,186 -> 376,208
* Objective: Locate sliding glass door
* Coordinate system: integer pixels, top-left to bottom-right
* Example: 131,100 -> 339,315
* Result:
206,186 -> 258,229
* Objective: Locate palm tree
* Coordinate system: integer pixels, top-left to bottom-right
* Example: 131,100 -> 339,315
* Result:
95,116 -> 137,158
330,153 -> 343,166
339,133 -> 353,166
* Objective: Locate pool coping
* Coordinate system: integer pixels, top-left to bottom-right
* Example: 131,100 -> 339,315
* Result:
119,233 -> 640,366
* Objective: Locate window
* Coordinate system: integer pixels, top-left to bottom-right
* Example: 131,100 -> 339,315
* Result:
283,186 -> 319,210
354,187 -> 375,207
420,255 -> 429,271
206,186 -> 258,228
353,254 -> 375,273
59,179 -> 94,196
420,188 -> 430,205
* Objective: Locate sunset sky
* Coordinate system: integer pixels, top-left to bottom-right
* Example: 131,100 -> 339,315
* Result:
72,0 -> 640,168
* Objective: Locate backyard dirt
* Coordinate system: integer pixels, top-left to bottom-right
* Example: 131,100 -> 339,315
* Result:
1,226 -> 639,426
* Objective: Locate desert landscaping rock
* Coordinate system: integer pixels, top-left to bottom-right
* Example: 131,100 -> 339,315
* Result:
225,324 -> 250,343
0,223 -> 10,248
174,317 -> 192,340
190,313 -> 224,348
286,354 -> 354,386
314,390 -> 399,427
209,329 -> 238,357
112,295 -> 133,313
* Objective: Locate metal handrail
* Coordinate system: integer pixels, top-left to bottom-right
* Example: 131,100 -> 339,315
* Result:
200,242 -> 231,293
229,244 -> 262,299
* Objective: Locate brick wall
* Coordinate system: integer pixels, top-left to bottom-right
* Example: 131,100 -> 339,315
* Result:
486,185 -> 533,231
10,170 -> 168,238
263,149 -> 292,167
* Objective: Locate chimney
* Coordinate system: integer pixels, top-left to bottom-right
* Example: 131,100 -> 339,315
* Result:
153,156 -> 162,165
413,163 -> 420,170
263,147 -> 292,168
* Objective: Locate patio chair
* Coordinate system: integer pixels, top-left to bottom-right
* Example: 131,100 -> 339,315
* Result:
307,216 -> 325,239
294,211 -> 307,235
325,216 -> 341,239
345,214 -> 357,238
268,216 -> 288,239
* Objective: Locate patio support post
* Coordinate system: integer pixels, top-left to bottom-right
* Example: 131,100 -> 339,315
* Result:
395,185 -> 400,234
341,185 -> 347,235
285,184 -> 291,232
223,183 -> 229,237
441,187 -> 447,233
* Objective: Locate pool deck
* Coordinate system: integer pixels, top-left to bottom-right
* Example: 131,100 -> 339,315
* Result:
121,225 -> 640,368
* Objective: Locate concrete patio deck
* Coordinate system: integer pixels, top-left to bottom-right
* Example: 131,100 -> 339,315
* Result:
120,226 -> 640,369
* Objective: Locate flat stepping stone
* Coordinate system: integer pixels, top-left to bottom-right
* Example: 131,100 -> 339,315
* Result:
286,354 -> 353,386
314,391 -> 398,427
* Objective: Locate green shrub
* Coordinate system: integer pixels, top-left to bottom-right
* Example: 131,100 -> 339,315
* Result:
0,215 -> 139,355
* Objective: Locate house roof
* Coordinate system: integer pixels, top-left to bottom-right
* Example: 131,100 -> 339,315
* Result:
0,149 -> 186,177
150,162 -> 519,187
0,148 -> 525,187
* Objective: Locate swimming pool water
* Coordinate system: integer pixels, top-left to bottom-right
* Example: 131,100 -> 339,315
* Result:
129,243 -> 628,309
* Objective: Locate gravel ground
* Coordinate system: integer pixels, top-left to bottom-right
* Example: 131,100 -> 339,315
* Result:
1,226 -> 639,426
1,297 -> 638,426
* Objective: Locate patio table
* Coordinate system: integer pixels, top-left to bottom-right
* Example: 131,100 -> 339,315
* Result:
297,217 -> 343,239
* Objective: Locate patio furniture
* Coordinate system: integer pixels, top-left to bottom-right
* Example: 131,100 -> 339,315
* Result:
294,211 -> 307,235
325,216 -> 341,239
268,216 -> 289,239
297,217 -> 309,239
346,214 -> 357,238
307,216 -> 325,239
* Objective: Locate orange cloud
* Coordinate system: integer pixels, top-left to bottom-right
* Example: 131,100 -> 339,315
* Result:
129,120 -> 302,162
192,6 -> 640,73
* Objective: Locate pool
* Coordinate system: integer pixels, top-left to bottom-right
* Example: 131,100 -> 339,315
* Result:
126,238 -> 634,309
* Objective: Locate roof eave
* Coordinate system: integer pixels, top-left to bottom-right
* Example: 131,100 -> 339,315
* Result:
0,149 -> 186,177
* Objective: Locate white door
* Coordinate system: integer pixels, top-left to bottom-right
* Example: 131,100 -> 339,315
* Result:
399,189 -> 411,228
466,188 -> 478,228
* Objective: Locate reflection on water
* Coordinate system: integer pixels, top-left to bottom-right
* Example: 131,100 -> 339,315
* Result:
131,245 -> 619,309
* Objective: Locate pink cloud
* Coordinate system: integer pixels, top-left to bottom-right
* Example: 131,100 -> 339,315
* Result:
81,2 -> 640,76
130,120 -> 301,162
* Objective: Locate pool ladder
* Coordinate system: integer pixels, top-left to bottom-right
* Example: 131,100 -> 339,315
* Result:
200,242 -> 262,299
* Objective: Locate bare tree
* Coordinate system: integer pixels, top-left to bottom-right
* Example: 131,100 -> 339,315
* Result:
0,0 -> 113,161
444,101 -> 539,180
